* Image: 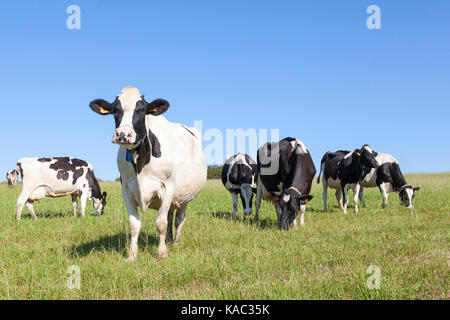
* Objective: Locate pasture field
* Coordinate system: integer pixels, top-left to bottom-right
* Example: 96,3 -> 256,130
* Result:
0,173 -> 448,300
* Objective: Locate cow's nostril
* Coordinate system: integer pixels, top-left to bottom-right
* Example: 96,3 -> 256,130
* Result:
127,132 -> 132,138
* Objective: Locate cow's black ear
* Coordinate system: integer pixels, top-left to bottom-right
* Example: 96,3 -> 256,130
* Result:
413,187 -> 420,193
90,99 -> 113,115
146,99 -> 170,116
355,149 -> 362,157
102,192 -> 107,199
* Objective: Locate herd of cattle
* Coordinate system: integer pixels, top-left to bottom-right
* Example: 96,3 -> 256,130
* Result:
4,87 -> 420,260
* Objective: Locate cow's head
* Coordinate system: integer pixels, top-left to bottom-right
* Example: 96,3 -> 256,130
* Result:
239,183 -> 257,217
397,185 -> 419,209
276,188 -> 313,230
6,169 -> 19,187
93,192 -> 107,215
356,148 -> 379,173
89,87 -> 169,149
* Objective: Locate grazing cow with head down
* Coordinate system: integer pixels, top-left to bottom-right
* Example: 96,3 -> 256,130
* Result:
89,86 -> 206,260
359,145 -> 419,209
317,146 -> 378,213
15,157 -> 107,220
6,169 -> 19,187
255,137 -> 316,229
221,153 -> 258,219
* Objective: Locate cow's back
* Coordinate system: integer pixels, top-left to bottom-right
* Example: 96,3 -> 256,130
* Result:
18,157 -> 92,195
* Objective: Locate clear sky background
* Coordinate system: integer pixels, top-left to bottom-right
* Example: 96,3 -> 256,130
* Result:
1,0 -> 449,181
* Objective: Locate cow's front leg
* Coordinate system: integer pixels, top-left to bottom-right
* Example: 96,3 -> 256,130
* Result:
156,190 -> 174,259
166,209 -> 175,243
299,202 -> 307,226
379,183 -> 389,209
353,184 -> 360,213
25,201 -> 37,219
122,187 -> 140,262
254,183 -> 262,223
80,193 -> 87,217
231,193 -> 238,219
174,204 -> 187,246
342,184 -> 349,214
72,195 -> 78,217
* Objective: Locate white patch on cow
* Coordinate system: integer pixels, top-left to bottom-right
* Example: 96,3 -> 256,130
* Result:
362,145 -> 373,154
405,187 -> 414,208
115,87 -> 143,143
283,193 -> 291,202
344,150 -> 355,159
292,139 -> 308,155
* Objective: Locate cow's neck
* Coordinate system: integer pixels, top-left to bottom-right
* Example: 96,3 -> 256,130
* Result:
129,134 -> 151,175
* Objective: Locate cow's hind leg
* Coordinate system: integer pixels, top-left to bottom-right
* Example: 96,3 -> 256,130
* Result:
16,189 -> 32,220
25,201 -> 37,219
166,209 -> 175,243
322,180 -> 328,212
72,195 -> 78,217
335,189 -> 344,211
231,193 -> 238,219
359,186 -> 366,208
174,204 -> 188,246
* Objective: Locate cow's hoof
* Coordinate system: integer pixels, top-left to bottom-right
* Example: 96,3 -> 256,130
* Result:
126,255 -> 137,262
157,250 -> 168,259
173,241 -> 180,247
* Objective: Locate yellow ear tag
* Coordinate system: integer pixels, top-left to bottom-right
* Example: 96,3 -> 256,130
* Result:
99,107 -> 109,114
305,199 -> 309,203
356,152 -> 361,156
149,108 -> 158,113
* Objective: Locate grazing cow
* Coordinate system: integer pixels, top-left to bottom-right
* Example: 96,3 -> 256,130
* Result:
317,147 -> 378,213
89,86 -> 206,260
6,169 -> 19,187
15,157 -> 107,220
359,145 -> 419,209
254,137 -> 316,229
221,153 -> 258,219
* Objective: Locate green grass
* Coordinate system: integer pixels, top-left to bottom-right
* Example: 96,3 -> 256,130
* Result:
0,173 -> 448,299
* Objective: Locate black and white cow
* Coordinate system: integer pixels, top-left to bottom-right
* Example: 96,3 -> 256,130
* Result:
359,145 -> 420,209
15,157 -> 107,220
255,137 -> 316,229
6,169 -> 19,187
221,153 -> 258,219
89,86 -> 207,260
317,147 -> 378,213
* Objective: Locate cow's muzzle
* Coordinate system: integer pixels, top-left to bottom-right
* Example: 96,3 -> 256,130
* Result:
113,128 -> 136,145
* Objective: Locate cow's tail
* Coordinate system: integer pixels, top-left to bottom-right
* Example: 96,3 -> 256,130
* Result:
16,161 -> 23,180
316,153 -> 327,184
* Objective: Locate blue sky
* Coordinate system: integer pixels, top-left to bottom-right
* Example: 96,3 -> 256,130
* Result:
1,0 -> 449,181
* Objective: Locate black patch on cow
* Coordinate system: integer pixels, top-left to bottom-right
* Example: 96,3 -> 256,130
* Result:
38,158 -> 52,162
86,168 -> 102,199
48,157 -> 89,184
130,129 -> 161,174
317,150 -> 350,183
111,98 -> 124,129
376,163 -> 408,191
72,168 -> 84,184
148,129 -> 161,158
17,162 -> 24,178
221,154 -> 258,194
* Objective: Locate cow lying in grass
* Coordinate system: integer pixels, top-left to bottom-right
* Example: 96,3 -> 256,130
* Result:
15,157 -> 107,220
